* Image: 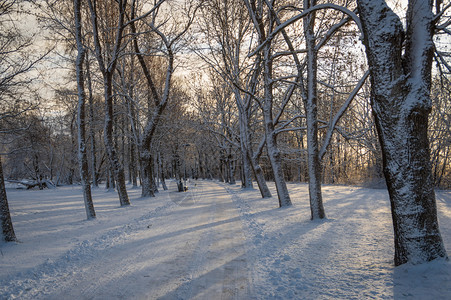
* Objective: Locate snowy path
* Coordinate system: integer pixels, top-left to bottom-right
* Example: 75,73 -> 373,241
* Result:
1,180 -> 450,299
1,181 -> 252,299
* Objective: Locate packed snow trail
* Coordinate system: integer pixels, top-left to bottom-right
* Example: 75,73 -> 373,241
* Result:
1,181 -> 252,299
2,180 -> 450,299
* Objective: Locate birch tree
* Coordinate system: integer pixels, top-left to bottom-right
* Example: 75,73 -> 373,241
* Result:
303,0 -> 325,219
357,0 -> 448,265
86,0 -> 130,206
73,0 -> 96,219
85,53 -> 100,188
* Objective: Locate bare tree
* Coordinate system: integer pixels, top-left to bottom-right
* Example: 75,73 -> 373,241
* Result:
0,155 -> 15,242
130,0 -> 196,197
196,0 -> 272,197
244,0 -> 295,207
85,53 -> 100,188
193,73 -> 235,181
303,0 -> 325,219
73,0 -> 96,219
256,0 -> 368,218
429,76 -> 451,188
357,0 -> 448,265
0,0 -> 49,242
86,0 -> 130,206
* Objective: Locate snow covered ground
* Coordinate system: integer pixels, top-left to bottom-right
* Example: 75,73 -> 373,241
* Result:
1,180 -> 450,299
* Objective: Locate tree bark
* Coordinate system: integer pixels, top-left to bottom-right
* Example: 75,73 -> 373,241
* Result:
304,0 -> 325,220
228,152 -> 236,185
129,139 -> 138,187
239,115 -> 253,189
245,0 -> 290,207
130,4 -> 174,197
250,151 -> 272,198
0,156 -> 16,242
87,0 -> 130,206
126,74 -> 138,188
74,0 -> 96,219
104,73 -> 130,206
85,54 -> 98,188
174,152 -> 185,192
139,152 -> 157,197
236,84 -> 271,197
357,0 -> 447,265
158,151 -> 168,190
263,44 -> 292,207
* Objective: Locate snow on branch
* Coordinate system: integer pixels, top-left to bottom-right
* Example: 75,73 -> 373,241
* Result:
274,114 -> 307,135
248,3 -> 363,57
436,18 -> 451,31
252,136 -> 266,161
434,50 -> 451,74
319,70 -> 369,161
275,126 -> 307,135
316,14 -> 355,51
272,49 -> 307,60
124,0 -> 167,27
433,3 -> 451,24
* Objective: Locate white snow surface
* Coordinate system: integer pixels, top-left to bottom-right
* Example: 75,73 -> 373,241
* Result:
1,180 -> 450,299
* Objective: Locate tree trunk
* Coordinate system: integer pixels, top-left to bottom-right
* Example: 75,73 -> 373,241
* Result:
127,82 -> 138,188
219,156 -> 226,182
357,0 -> 447,265
249,152 -> 272,198
239,112 -> 254,189
304,0 -> 325,219
130,2 -> 176,197
87,0 -> 129,206
0,156 -> 16,242
86,53 -> 98,188
69,117 -> 76,185
263,42 -> 292,207
241,144 -> 253,188
265,129 -> 291,207
205,153 -> 213,179
74,0 -> 96,219
139,150 -> 158,197
129,139 -> 137,187
33,153 -> 43,190
246,131 -> 271,198
228,152 -> 236,185
104,73 -> 130,206
158,152 -> 168,190
175,153 -> 185,192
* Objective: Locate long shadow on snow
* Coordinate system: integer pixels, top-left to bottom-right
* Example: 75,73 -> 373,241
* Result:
155,252 -> 252,300
0,206 -> 245,298
228,185 -> 396,298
